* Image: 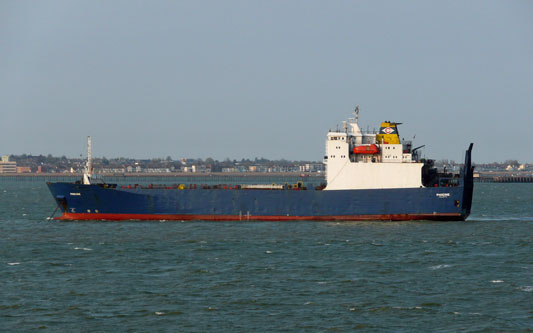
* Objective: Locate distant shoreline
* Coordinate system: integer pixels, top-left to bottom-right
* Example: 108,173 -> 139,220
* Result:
0,172 -> 323,178
1,172 -> 532,183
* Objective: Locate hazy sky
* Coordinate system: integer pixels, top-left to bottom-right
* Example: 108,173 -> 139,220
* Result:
1,1 -> 532,163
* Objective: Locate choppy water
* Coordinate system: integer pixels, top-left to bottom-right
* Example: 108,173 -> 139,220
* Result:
1,181 -> 532,331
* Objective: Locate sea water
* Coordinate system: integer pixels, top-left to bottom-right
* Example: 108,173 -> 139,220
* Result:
1,181 -> 532,331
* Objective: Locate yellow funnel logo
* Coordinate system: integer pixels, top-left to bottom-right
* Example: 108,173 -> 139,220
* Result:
376,122 -> 401,144
382,127 -> 395,134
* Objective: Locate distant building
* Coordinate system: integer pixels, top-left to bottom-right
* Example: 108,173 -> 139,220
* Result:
300,163 -> 325,172
0,155 -> 17,174
17,166 -> 31,173
187,165 -> 210,173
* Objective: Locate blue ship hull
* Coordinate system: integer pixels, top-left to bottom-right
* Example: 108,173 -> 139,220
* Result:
47,181 -> 471,221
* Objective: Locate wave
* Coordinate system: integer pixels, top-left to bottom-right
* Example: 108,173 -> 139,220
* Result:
73,247 -> 93,251
467,216 -> 533,222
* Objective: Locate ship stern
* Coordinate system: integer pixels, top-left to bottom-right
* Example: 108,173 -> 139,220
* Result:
461,143 -> 475,220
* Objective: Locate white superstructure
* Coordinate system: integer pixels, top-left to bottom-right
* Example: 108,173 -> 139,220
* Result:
324,106 -> 423,190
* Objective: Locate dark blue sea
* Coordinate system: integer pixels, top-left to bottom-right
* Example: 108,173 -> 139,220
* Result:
1,180 -> 532,331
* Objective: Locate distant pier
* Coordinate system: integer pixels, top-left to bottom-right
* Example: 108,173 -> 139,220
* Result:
475,172 -> 533,183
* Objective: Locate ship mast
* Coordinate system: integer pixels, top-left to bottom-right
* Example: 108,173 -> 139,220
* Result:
83,136 -> 92,185
348,105 -> 362,137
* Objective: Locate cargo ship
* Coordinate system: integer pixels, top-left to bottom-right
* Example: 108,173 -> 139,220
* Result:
47,106 -> 474,221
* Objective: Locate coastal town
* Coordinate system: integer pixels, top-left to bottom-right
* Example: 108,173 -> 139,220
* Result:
0,154 -> 325,175
0,154 -> 531,182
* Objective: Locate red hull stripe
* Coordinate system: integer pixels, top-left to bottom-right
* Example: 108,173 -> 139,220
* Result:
56,212 -> 464,221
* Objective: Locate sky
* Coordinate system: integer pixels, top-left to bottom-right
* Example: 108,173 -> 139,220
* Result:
1,1 -> 532,163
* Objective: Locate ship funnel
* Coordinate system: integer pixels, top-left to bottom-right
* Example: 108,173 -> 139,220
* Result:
376,122 -> 401,144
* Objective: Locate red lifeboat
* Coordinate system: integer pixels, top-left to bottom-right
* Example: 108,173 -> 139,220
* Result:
353,144 -> 380,154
